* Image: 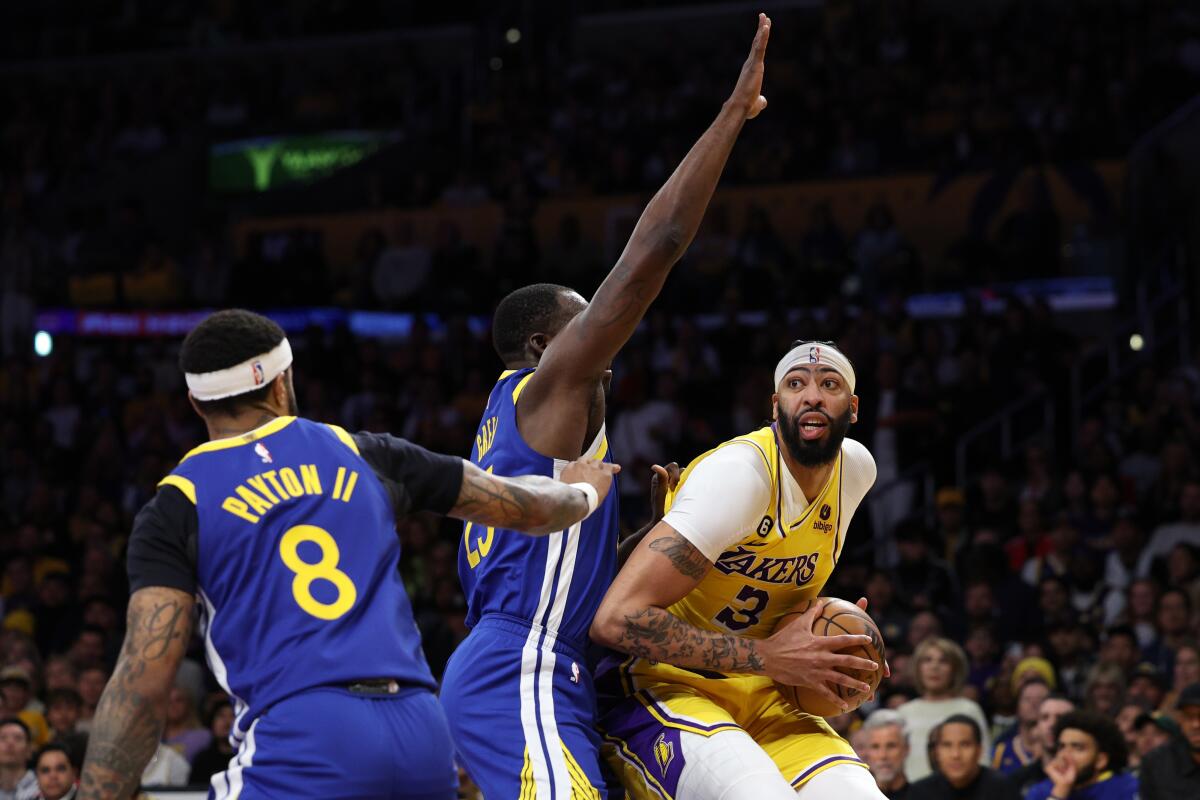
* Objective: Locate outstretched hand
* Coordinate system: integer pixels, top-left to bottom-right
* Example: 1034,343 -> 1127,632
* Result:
728,13 -> 771,119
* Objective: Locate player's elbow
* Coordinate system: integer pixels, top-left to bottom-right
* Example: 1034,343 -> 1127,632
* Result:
589,601 -> 626,649
650,222 -> 687,262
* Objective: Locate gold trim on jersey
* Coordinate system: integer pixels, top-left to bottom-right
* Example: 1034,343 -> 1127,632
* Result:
324,423 -> 361,455
157,474 -> 196,504
512,373 -> 536,403
178,416 -> 297,463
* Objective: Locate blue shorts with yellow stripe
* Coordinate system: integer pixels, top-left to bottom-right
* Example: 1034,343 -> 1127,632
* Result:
596,655 -> 867,798
441,615 -> 608,799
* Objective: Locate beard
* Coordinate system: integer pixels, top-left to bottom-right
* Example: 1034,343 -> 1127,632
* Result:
1074,762 -> 1097,787
778,404 -> 853,467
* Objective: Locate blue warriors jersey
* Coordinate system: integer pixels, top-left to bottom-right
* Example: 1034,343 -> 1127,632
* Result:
458,368 -> 620,649
157,417 -> 439,740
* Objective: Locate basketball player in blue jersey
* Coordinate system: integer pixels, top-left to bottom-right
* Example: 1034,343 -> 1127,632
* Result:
76,309 -> 617,800
439,13 -> 774,799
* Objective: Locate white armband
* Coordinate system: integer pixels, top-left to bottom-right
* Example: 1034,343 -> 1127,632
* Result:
569,482 -> 600,518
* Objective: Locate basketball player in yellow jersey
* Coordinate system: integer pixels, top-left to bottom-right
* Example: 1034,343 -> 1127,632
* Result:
591,340 -> 888,800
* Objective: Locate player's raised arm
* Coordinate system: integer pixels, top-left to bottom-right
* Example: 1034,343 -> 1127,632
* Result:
79,586 -> 194,800
517,14 -> 771,458
448,458 -> 620,536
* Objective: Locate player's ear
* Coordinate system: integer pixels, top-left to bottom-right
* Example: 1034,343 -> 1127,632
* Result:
771,394 -> 779,420
529,332 -> 549,358
850,394 -> 859,424
271,372 -> 289,410
1094,749 -> 1108,774
187,391 -> 204,420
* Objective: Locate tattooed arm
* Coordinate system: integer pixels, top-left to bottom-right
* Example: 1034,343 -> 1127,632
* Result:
447,458 -> 619,536
79,586 -> 193,800
591,524 -> 876,708
516,15 -> 772,460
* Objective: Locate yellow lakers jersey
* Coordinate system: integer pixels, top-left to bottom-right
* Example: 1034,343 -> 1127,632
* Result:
663,425 -> 848,641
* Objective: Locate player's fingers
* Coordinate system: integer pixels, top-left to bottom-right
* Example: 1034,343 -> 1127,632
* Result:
828,653 -> 880,673
855,596 -> 869,611
650,464 -> 668,483
817,633 -> 872,650
751,14 -> 771,62
826,670 -> 872,694
799,599 -> 826,626
606,462 -> 622,474
883,659 -> 892,678
804,679 -> 848,712
665,462 -> 681,483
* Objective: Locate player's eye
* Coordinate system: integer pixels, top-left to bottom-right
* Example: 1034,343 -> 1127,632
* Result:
788,379 -> 802,389
823,379 -> 838,389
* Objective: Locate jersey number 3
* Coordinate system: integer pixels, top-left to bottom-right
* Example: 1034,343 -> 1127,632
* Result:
279,525 -> 357,620
715,584 -> 769,632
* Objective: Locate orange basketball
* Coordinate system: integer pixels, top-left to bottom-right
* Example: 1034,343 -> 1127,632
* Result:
773,597 -> 886,718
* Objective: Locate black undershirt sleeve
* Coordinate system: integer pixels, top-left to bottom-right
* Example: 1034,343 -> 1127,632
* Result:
126,485 -> 198,595
351,432 -> 465,517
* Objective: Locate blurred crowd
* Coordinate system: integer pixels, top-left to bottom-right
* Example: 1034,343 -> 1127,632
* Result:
3,0 -> 1198,319
0,0 -> 1198,797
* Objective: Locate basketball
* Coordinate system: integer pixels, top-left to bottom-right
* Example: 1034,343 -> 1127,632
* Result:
773,597 -> 886,718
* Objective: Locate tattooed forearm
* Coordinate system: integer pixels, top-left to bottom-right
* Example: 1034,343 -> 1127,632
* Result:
618,606 -> 765,674
648,532 -> 710,579
79,587 -> 194,800
450,463 -> 588,536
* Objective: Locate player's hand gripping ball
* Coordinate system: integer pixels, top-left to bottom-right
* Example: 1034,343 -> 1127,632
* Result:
773,597 -> 886,717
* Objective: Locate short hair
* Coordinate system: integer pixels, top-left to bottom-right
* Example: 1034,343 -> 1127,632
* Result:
1104,625 -> 1137,644
491,284 -> 575,363
911,638 -> 969,696
1054,710 -> 1128,772
862,708 -> 908,742
933,714 -> 983,746
1017,677 -> 1051,701
1084,662 -> 1127,696
45,688 -> 82,709
179,309 -> 287,417
34,742 -> 77,772
1160,587 -> 1192,611
0,717 -> 31,742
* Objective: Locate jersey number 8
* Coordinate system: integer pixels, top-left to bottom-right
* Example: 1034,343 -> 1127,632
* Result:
279,525 -> 357,621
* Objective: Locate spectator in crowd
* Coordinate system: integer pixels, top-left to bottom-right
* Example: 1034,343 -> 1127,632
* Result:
899,638 -> 992,781
1138,682 -> 1200,799
1124,664 -> 1166,710
31,743 -> 76,800
1027,711 -> 1138,800
189,698 -> 235,786
72,668 -> 107,735
1144,590 -> 1192,675
908,715 -> 1017,800
1137,481 -> 1200,577
0,719 -> 37,800
1009,694 -> 1077,795
1161,641 -> 1200,711
861,709 -> 911,800
1081,663 -> 1126,718
0,670 -> 47,748
162,685 -> 209,764
1131,711 -> 1177,763
992,678 -> 1050,775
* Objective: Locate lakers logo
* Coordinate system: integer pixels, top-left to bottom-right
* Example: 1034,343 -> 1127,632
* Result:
653,732 -> 675,775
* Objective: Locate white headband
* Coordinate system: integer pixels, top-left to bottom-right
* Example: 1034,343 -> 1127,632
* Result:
186,338 -> 293,401
773,342 -> 856,394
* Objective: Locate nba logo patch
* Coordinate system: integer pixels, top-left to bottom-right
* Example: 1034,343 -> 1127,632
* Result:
808,346 -> 821,363
252,362 -> 265,385
653,733 -> 675,775
255,442 -> 273,464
